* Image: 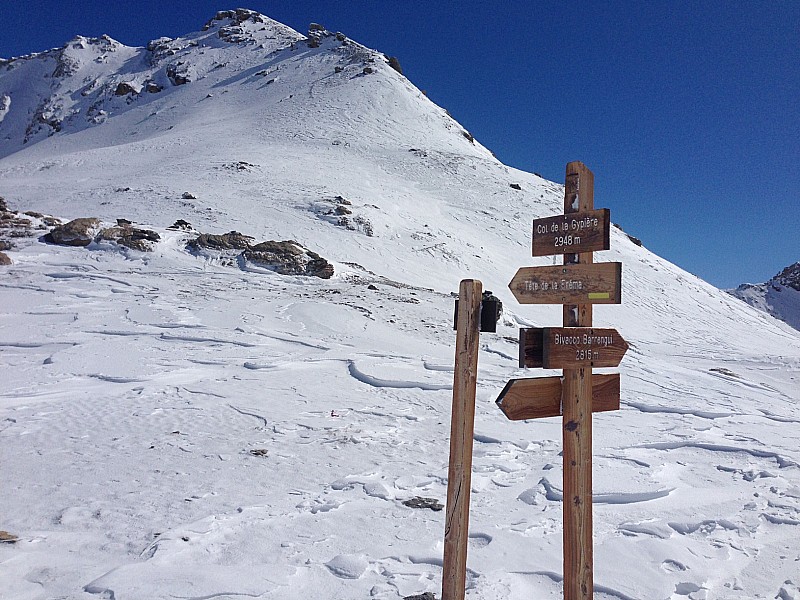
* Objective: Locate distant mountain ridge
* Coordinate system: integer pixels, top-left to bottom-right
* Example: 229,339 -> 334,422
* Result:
0,9 -> 305,156
728,262 -> 800,330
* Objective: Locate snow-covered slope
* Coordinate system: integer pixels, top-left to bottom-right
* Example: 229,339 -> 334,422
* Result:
2,10 -> 800,600
729,262 -> 800,331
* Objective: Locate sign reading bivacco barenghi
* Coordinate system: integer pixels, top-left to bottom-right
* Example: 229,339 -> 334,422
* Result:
499,161 -> 628,600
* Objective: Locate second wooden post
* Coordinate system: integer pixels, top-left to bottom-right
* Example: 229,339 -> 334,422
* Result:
442,279 -> 482,600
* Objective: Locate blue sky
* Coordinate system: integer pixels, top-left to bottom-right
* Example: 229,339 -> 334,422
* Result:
2,1 -> 798,288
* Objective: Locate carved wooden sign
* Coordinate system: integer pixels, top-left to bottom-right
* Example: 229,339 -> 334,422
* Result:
508,263 -> 622,305
532,208 -> 610,256
519,327 -> 629,369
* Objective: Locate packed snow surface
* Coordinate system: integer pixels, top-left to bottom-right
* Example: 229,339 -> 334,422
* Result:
2,10 -> 800,600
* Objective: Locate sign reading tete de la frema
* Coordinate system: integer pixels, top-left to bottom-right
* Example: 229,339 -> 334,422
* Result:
508,262 -> 622,305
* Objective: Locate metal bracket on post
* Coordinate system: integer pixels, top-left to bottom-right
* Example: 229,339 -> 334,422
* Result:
453,291 -> 503,333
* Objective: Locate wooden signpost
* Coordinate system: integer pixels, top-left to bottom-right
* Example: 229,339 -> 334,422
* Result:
498,161 -> 627,600
443,279 -> 482,600
443,282 -> 501,600
441,162 -> 626,600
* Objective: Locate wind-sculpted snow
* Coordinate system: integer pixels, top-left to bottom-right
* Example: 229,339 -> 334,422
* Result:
1,9 -> 800,600
347,359 -> 453,391
0,217 -> 798,599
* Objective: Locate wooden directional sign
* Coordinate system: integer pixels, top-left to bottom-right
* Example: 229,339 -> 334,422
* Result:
497,161 -> 621,600
532,208 -> 610,256
509,262 -> 622,305
519,327 -> 629,369
496,374 -> 620,421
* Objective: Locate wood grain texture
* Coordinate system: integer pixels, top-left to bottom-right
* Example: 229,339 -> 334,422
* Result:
496,374 -> 620,420
562,366 -> 594,600
563,161 -> 594,600
442,279 -> 482,600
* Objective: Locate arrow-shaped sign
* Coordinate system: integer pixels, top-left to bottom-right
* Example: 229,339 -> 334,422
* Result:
508,262 -> 622,305
519,327 -> 629,369
496,373 -> 620,420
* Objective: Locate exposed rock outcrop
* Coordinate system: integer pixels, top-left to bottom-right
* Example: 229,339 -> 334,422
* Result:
775,262 -> 800,292
1,198 -> 47,240
37,217 -> 333,278
167,219 -> 193,231
728,261 -> 800,331
401,497 -> 443,511
186,231 -> 333,278
96,224 -> 160,251
187,231 -> 254,251
202,9 -> 268,31
44,218 -> 102,246
0,251 -> 10,265
114,82 -> 138,96
166,62 -> 193,86
243,240 -> 334,279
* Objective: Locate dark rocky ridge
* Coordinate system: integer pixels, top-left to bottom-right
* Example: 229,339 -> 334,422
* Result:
728,260 -> 800,331
775,262 -> 800,292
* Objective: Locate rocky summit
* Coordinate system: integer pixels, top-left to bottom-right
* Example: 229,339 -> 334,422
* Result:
728,261 -> 800,330
775,261 -> 800,291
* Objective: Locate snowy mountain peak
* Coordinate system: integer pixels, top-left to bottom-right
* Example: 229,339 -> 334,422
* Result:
201,8 -> 302,40
197,8 -> 305,47
65,34 -> 122,52
0,9 -> 487,163
728,260 -> 800,330
0,10 -> 308,157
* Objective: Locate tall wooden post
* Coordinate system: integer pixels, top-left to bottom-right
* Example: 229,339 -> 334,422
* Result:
500,161 -> 623,599
442,279 -> 482,600
562,162 -> 594,599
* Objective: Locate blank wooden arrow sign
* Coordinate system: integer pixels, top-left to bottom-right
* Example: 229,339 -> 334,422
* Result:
519,327 -> 629,369
496,374 -> 620,420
